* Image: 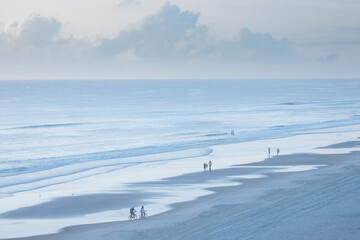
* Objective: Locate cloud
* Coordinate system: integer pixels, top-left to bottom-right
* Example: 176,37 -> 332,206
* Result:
96,4 -> 206,60
0,4 -> 296,64
0,14 -> 92,63
217,28 -> 293,62
15,14 -> 61,48
95,4 -> 295,63
0,15 -> 62,56
2,3 -> 349,79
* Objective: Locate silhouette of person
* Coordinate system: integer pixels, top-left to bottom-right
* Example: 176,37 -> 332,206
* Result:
277,148 -> 280,156
268,147 -> 271,158
209,160 -> 212,171
140,206 -> 146,218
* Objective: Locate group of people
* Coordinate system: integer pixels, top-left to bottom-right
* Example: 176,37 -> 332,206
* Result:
268,147 -> 280,158
203,160 -> 212,171
129,206 -> 146,218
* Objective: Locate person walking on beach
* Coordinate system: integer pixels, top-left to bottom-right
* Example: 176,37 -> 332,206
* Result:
268,147 -> 271,158
277,148 -> 280,156
209,160 -> 212,171
203,162 -> 208,171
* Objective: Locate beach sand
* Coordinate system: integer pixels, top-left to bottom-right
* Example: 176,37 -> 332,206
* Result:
2,140 -> 360,240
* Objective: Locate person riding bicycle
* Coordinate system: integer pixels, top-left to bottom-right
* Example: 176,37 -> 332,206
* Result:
130,206 -> 136,216
140,206 -> 146,218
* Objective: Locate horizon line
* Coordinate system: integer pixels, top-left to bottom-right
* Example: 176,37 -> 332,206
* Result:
1,78 -> 360,81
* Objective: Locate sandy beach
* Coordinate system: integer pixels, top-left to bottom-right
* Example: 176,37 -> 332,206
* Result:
2,138 -> 360,240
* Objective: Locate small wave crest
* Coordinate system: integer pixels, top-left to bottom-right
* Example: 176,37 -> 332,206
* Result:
278,102 -> 301,106
202,133 -> 229,137
0,147 -> 213,194
12,122 -> 86,130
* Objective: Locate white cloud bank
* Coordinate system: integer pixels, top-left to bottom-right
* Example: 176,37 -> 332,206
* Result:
0,4 -> 359,79
0,14 -> 91,62
96,4 -> 295,63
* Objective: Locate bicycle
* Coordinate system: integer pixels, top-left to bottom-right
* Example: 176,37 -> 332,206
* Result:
128,213 -> 137,220
139,212 -> 148,220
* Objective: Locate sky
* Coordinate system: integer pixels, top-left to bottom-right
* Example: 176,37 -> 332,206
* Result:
0,0 -> 359,80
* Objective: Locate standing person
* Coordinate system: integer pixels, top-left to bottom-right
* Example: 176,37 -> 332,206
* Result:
203,162 -> 207,171
268,147 -> 271,158
277,148 -> 280,156
209,160 -> 212,171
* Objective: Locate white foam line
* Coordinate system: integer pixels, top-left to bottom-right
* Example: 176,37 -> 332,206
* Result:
228,174 -> 267,179
0,148 -> 212,194
273,165 -> 327,173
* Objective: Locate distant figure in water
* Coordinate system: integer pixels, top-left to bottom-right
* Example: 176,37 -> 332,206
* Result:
277,148 -> 280,156
231,130 -> 235,135
268,147 -> 271,158
209,160 -> 212,171
203,162 -> 208,171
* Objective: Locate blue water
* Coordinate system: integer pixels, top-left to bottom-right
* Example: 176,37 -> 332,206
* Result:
1,79 -> 360,192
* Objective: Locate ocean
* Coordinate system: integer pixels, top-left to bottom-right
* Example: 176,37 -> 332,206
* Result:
1,79 -> 360,194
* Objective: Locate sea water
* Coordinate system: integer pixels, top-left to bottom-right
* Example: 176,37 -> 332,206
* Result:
1,79 -> 360,192
1,79 -> 360,237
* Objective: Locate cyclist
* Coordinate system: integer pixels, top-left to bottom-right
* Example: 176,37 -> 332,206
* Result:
130,206 -> 136,217
140,206 -> 146,218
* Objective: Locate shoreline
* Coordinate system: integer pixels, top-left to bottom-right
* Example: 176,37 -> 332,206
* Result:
2,139 -> 360,240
